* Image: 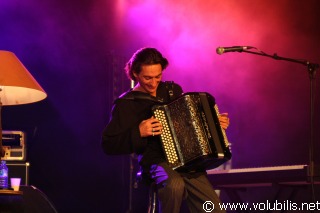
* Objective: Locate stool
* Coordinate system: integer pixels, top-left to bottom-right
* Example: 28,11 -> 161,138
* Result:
148,182 -> 158,213
136,171 -> 158,213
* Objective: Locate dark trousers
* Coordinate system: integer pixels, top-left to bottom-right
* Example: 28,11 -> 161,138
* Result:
150,162 -> 226,213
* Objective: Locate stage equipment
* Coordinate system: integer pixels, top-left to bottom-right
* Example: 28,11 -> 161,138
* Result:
152,92 -> 231,171
216,46 -> 253,55
216,45 -> 319,204
207,164 -> 317,186
2,130 -> 26,161
0,50 -> 47,159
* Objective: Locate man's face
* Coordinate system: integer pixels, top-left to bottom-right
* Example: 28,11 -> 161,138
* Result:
133,64 -> 163,96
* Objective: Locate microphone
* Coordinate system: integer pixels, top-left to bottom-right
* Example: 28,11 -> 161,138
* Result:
216,46 -> 252,55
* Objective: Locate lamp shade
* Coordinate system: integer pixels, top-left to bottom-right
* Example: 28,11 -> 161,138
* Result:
0,50 -> 47,105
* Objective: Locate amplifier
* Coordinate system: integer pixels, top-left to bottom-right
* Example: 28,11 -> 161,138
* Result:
7,162 -> 30,185
2,130 -> 26,161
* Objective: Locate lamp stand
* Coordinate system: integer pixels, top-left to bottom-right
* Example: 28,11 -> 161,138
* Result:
0,98 -> 4,159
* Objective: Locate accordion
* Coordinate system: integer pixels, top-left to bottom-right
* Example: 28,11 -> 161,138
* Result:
152,92 -> 231,171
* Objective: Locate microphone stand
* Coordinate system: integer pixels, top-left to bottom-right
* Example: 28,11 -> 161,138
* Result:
241,48 -> 319,203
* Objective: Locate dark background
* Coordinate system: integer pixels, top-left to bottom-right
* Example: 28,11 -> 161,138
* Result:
1,0 -> 319,212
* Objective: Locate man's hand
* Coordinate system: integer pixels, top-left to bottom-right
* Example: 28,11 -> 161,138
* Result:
139,116 -> 163,137
218,113 -> 230,130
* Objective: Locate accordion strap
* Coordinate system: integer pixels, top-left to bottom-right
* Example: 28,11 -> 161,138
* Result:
116,81 -> 176,103
165,81 -> 175,101
117,91 -> 162,103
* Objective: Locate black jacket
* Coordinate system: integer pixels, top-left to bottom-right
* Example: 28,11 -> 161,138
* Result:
101,81 -> 183,167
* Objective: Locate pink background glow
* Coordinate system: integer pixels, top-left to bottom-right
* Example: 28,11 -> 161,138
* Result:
118,0 -> 320,168
1,0 -> 319,212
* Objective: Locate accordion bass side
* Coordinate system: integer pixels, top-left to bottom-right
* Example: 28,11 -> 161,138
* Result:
152,92 -> 231,171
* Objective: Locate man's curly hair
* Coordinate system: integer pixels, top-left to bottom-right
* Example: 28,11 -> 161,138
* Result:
125,47 -> 169,81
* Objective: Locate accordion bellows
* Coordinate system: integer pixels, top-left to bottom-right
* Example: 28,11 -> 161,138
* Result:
152,92 -> 231,171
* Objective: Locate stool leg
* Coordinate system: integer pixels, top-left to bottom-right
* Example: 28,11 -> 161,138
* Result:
148,183 -> 157,213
